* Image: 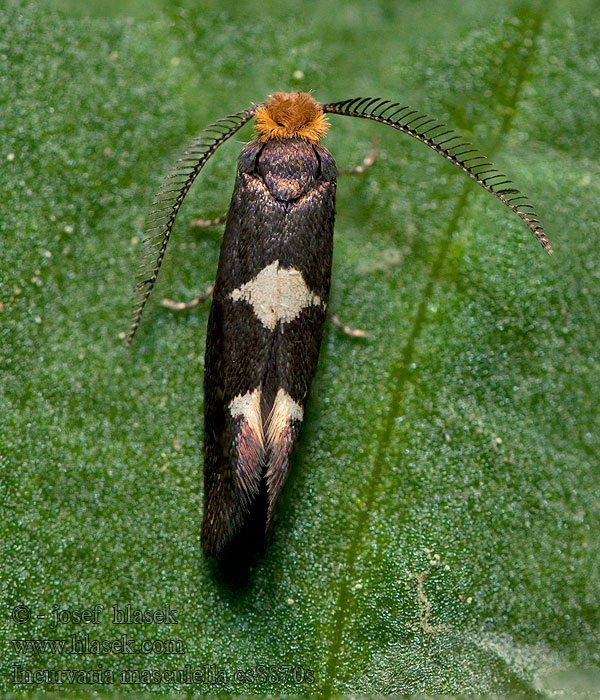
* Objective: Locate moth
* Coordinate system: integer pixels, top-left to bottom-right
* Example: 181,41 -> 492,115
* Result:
127,92 -> 550,562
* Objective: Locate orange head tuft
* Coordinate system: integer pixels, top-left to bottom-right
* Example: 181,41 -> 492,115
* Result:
254,92 -> 329,144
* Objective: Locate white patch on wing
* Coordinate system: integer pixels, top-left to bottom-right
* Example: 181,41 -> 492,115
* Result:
228,386 -> 264,445
229,260 -> 322,330
265,388 -> 303,450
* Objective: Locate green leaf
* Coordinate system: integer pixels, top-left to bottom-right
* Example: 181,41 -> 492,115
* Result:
1,0 -> 598,696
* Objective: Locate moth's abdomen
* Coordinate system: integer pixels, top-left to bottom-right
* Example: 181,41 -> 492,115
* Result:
202,138 -> 337,560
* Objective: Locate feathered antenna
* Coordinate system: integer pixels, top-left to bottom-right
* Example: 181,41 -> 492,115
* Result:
322,97 -> 552,254
126,105 -> 259,346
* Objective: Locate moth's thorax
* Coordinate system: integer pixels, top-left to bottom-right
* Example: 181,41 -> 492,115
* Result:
237,137 -> 336,204
253,92 -> 329,145
256,138 -> 320,201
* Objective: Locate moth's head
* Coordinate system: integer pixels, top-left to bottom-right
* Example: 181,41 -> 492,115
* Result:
254,91 -> 329,144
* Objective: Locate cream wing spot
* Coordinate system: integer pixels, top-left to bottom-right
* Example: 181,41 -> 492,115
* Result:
277,268 -> 322,324
265,388 -> 304,450
228,386 -> 264,446
229,261 -> 279,331
228,260 -> 322,330
228,386 -> 264,492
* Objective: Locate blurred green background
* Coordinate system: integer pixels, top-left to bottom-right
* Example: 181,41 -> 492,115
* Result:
1,0 -> 599,696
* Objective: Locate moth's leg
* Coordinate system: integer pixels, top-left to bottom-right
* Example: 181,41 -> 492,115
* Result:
161,284 -> 214,311
190,214 -> 227,228
329,312 -> 367,338
338,135 -> 379,175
